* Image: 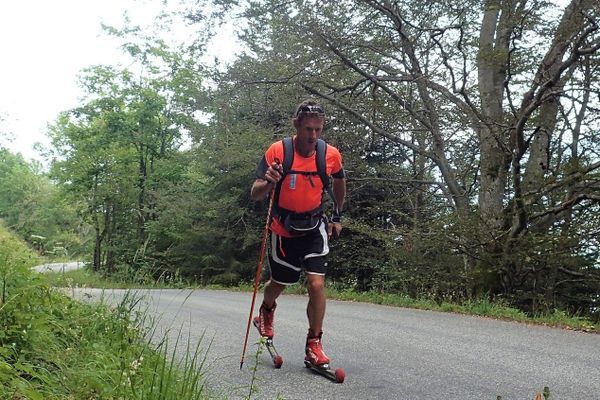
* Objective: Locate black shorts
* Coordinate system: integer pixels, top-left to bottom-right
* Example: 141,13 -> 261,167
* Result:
267,222 -> 329,285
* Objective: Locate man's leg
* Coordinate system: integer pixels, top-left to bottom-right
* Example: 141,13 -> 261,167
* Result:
263,279 -> 286,308
305,273 -> 330,366
306,273 -> 326,335
254,279 -> 286,338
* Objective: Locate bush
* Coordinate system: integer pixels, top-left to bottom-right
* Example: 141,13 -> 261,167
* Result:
0,224 -> 212,399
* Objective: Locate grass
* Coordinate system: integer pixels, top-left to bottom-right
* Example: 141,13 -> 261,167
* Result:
1,284 -> 220,399
43,266 -> 195,290
1,224 -> 224,399
324,286 -> 598,333
44,267 -> 599,334
33,259 -> 584,400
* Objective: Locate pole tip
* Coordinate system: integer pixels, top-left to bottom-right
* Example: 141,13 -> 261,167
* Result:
240,360 -> 244,370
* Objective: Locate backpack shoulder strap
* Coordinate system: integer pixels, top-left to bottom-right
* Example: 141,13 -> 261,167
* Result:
282,137 -> 294,175
316,139 -> 337,212
315,139 -> 328,188
273,137 -> 294,215
274,137 -> 337,215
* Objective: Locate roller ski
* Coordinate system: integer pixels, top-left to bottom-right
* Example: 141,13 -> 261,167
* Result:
304,359 -> 345,383
262,337 -> 283,368
253,302 -> 283,368
304,331 -> 345,383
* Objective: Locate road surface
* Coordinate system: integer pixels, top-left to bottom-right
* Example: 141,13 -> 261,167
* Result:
71,288 -> 600,400
33,261 -> 84,273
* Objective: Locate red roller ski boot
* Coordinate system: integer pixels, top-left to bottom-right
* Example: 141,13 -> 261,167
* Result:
253,302 -> 283,368
304,331 -> 345,383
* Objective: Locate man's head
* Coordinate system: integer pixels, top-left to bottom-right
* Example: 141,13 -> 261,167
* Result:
293,100 -> 325,153
293,100 -> 325,124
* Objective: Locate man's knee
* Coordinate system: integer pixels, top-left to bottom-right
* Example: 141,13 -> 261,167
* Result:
265,280 -> 286,296
267,279 -> 286,289
306,275 -> 325,293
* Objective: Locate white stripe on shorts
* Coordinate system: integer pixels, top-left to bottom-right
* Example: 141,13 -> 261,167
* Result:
303,222 -> 329,260
270,232 -> 302,271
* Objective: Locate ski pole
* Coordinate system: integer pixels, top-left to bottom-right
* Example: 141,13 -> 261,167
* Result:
240,188 -> 275,370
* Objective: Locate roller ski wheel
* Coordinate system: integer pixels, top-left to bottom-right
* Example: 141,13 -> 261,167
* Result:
304,360 -> 345,383
266,339 -> 283,368
253,318 -> 283,368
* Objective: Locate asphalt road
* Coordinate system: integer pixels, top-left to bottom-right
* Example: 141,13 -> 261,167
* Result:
71,288 -> 600,400
33,261 -> 84,273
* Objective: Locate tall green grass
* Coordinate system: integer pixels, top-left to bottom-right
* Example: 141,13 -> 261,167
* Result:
1,223 -> 217,399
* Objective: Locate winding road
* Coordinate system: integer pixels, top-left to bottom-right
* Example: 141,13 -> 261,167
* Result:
33,261 -> 85,273
71,288 -> 600,400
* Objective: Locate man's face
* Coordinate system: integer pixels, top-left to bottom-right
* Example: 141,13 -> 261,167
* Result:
295,116 -> 324,149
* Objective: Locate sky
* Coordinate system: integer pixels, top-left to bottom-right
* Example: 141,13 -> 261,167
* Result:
0,0 -> 237,163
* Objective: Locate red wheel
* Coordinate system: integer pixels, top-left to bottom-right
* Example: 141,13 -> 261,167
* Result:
274,355 -> 283,368
334,368 -> 345,383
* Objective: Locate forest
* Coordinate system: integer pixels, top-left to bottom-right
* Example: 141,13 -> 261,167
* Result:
1,0 -> 599,320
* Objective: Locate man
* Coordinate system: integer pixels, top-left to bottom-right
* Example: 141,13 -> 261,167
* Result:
250,99 -> 346,366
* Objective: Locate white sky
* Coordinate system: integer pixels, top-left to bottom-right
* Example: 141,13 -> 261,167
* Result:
0,0 -> 238,163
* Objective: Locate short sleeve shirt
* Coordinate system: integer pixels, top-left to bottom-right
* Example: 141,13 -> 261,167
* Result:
256,137 -> 344,237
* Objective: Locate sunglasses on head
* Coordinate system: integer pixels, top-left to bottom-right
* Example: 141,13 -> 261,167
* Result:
296,104 -> 325,117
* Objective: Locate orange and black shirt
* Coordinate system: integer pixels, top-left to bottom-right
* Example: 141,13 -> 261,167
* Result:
255,137 -> 344,237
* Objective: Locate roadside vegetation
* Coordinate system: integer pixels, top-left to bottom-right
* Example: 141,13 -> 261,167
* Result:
1,1 -> 598,397
2,0 -> 599,344
44,267 -> 598,334
0,223 -> 217,399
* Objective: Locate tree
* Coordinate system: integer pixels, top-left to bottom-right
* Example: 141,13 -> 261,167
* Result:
49,50 -> 203,273
190,0 -> 600,315
0,148 -> 83,255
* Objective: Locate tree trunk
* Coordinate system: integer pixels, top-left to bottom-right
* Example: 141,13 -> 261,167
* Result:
93,224 -> 102,271
105,201 -> 116,274
138,152 -> 147,240
477,0 -> 512,249
521,0 -> 595,198
91,172 -> 102,271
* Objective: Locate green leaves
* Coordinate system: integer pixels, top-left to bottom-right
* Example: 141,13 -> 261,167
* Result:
0,222 -> 211,398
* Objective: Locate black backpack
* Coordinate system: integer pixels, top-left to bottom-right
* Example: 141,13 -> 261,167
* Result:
272,137 -> 337,233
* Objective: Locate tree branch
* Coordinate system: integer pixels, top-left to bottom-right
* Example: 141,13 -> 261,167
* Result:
300,83 -> 429,158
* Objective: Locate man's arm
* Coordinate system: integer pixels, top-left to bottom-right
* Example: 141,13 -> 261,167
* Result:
251,179 -> 274,201
328,176 -> 346,239
250,161 -> 283,201
332,177 -> 346,214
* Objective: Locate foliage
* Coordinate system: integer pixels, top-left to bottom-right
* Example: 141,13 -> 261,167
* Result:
0,222 -> 42,357
0,224 -> 214,399
49,43 -> 204,274
43,265 -> 193,290
36,0 -> 600,321
180,0 -> 600,318
0,149 -> 84,256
